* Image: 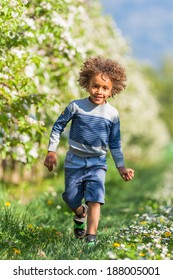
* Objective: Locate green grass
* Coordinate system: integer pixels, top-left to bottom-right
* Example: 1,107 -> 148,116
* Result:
0,158 -> 173,260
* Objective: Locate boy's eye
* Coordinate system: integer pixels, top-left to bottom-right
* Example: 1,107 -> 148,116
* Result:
92,84 -> 109,91
103,87 -> 108,91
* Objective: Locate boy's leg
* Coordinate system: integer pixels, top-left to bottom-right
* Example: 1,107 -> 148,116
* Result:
86,202 -> 100,235
72,205 -> 86,217
85,202 -> 100,245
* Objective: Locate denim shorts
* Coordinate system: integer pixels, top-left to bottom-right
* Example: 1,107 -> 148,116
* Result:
62,151 -> 107,208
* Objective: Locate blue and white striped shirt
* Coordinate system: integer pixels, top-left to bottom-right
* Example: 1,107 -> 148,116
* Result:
48,97 -> 124,167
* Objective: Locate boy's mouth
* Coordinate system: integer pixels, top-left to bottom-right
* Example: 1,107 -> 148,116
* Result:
93,95 -> 104,100
92,95 -> 105,104
89,95 -> 105,104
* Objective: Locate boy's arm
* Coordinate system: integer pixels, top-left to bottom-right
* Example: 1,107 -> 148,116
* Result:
109,120 -> 134,181
48,102 -> 74,152
108,120 -> 125,168
44,102 -> 75,172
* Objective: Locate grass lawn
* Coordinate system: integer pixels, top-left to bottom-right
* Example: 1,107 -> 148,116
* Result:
0,157 -> 173,260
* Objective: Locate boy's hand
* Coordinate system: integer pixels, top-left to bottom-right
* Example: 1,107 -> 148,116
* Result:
44,151 -> 57,172
117,166 -> 134,181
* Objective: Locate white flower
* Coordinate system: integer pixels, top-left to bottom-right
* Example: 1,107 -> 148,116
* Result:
40,1 -> 52,10
58,43 -> 66,51
160,253 -> 166,258
11,90 -> 18,97
25,31 -> 34,38
37,49 -> 46,56
24,64 -> 35,78
45,3 -> 52,10
10,0 -> 18,7
25,115 -> 37,125
15,145 -> 27,163
2,86 -> 10,93
3,66 -> 10,72
51,12 -> 67,27
51,191 -> 57,197
29,144 -> 39,158
47,33 -> 54,39
107,251 -> 116,259
22,0 -> 28,4
153,238 -> 160,243
37,34 -> 46,44
12,48 -> 26,59
0,73 -> 9,79
20,134 -> 30,143
11,11 -> 19,18
162,246 -> 168,253
24,18 -> 36,30
42,85 -> 49,93
7,113 -> 11,119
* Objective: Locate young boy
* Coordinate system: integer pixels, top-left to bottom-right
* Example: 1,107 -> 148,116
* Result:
44,56 -> 134,246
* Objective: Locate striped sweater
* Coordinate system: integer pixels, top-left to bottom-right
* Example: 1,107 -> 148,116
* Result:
48,97 -> 124,168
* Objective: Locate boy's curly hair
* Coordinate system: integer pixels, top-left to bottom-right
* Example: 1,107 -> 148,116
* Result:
78,56 -> 127,96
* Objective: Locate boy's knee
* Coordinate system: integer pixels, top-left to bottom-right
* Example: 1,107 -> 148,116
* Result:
62,193 -> 81,209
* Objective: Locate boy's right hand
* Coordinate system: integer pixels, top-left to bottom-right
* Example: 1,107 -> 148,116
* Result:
44,151 -> 57,172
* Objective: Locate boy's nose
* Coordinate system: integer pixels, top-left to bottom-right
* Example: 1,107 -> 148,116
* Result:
97,87 -> 102,94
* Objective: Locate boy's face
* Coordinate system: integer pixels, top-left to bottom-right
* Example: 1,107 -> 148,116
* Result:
88,73 -> 113,105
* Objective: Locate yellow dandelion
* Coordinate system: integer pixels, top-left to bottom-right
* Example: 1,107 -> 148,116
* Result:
164,232 -> 171,237
13,248 -> 21,255
47,199 -> 54,205
5,201 -> 11,207
140,221 -> 147,225
143,233 -> 150,237
27,224 -> 33,229
139,252 -> 145,257
113,242 -> 120,247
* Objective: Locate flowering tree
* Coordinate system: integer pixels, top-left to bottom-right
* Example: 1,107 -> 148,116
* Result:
0,0 -> 170,178
0,0 -> 46,164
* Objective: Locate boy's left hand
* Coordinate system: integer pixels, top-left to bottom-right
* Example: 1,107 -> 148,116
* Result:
117,167 -> 134,181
